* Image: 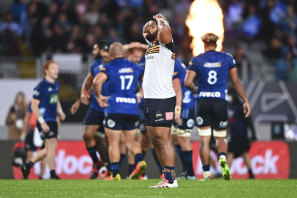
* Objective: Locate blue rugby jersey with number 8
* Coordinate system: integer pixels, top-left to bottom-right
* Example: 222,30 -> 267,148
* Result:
188,50 -> 236,101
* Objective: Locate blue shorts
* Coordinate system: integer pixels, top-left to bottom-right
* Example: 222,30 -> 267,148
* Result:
104,113 -> 139,130
196,98 -> 228,130
83,108 -> 105,133
37,121 -> 58,140
25,130 -> 45,151
83,108 -> 104,126
25,130 -> 37,151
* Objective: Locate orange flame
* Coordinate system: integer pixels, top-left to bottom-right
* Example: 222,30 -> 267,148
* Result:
186,0 -> 224,56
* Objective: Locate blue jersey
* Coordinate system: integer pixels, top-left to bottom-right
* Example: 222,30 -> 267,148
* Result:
89,59 -> 109,111
100,58 -> 144,115
138,57 -> 146,108
33,79 -> 60,122
173,58 -> 196,111
188,50 -> 236,101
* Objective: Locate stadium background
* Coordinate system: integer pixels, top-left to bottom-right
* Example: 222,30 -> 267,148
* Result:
0,0 -> 297,179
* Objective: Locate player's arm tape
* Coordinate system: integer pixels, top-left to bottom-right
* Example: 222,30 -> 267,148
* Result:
136,93 -> 143,98
175,106 -> 181,115
57,109 -> 64,115
38,116 -> 45,124
156,18 -> 169,28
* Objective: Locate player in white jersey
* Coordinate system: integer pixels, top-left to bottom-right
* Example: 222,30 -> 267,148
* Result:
142,14 -> 178,188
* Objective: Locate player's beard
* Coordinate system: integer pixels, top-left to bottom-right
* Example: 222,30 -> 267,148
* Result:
94,53 -> 101,60
146,30 -> 158,42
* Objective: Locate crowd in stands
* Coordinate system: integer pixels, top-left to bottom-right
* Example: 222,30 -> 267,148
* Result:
0,0 -> 297,81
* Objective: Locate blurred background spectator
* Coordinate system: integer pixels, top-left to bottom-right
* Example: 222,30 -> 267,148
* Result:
5,92 -> 28,141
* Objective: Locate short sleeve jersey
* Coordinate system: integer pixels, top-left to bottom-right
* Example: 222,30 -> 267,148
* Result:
100,58 -> 144,115
89,59 -> 109,112
188,50 -> 236,101
32,79 -> 60,122
173,58 -> 196,110
143,40 -> 176,99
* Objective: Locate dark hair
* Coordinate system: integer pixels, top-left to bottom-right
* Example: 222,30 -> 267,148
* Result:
96,40 -> 110,51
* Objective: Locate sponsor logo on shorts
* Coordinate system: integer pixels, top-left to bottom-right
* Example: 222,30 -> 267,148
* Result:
107,119 -> 115,128
48,131 -> 54,136
219,121 -> 228,128
135,121 -> 139,127
165,112 -> 173,120
187,119 -> 194,128
155,118 -> 164,122
156,113 -> 162,117
199,91 -> 221,98
196,117 -> 203,125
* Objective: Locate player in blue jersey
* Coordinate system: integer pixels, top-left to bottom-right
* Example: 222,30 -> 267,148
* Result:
93,42 -> 146,180
23,100 -> 46,179
70,41 -> 111,179
172,58 -> 196,179
21,60 -> 66,179
184,33 -> 251,180
125,42 -> 149,177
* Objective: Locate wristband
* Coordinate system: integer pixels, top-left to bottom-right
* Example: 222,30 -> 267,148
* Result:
38,116 -> 45,124
57,109 -> 63,115
175,106 -> 181,115
136,93 -> 143,98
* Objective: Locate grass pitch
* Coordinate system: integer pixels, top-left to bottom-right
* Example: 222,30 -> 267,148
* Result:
0,179 -> 296,198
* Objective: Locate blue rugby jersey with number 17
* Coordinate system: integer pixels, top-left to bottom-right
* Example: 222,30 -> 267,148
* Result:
99,58 -> 144,115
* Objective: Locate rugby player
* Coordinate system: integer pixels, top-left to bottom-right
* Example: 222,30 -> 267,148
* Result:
93,42 -> 146,180
23,100 -> 46,179
172,58 -> 196,179
184,33 -> 251,180
70,41 -> 111,179
21,60 -> 66,179
142,14 -> 178,188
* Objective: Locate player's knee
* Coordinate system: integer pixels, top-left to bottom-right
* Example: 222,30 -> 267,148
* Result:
82,132 -> 93,141
213,129 -> 227,138
198,128 -> 211,136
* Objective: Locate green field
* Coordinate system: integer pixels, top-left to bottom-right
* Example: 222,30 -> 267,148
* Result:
0,179 -> 296,198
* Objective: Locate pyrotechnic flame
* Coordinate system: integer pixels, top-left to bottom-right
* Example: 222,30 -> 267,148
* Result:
186,0 -> 224,56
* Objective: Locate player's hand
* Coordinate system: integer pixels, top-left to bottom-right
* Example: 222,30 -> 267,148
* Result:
174,114 -> 182,126
243,102 -> 251,118
20,132 -> 26,142
80,94 -> 90,105
174,106 -> 182,125
153,13 -> 169,23
41,122 -> 50,133
70,101 -> 80,114
59,111 -> 66,121
98,95 -> 109,108
136,93 -> 143,104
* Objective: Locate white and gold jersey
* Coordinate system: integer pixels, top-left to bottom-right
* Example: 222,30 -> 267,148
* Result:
143,40 -> 176,99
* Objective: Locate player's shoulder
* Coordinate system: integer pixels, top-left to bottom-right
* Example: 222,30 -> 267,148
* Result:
220,51 -> 235,60
91,59 -> 102,68
34,79 -> 46,90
